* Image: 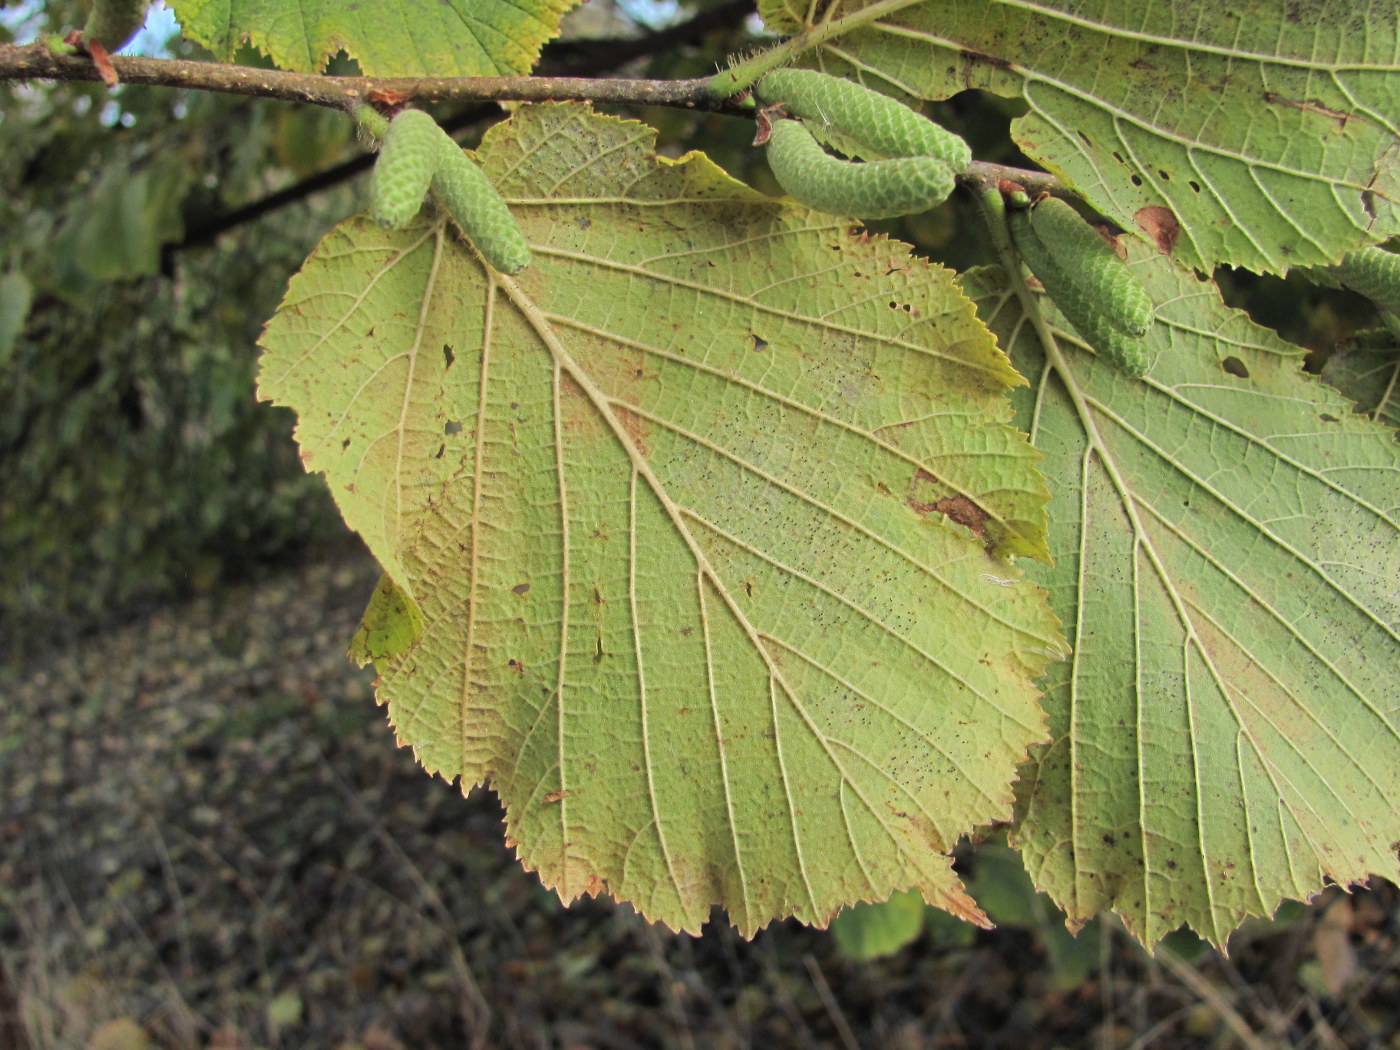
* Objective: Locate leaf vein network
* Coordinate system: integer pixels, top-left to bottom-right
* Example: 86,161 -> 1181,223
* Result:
678,506 -> 1040,732
761,633 -> 1012,815
1132,496 -> 1396,760
977,0 -> 1400,73
610,396 -> 1048,643
861,21 -> 1383,193
1085,381 -> 1400,634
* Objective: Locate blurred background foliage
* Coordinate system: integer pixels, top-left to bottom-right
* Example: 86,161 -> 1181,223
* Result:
1,0 -> 1390,653
1,2 -> 360,650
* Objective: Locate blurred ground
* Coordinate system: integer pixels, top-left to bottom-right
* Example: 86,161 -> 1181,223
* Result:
3,550 -> 1399,1050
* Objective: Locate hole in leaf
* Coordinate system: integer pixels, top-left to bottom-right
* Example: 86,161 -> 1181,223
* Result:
1320,413 -> 1340,423
444,420 -> 462,435
1158,169 -> 1170,180
1130,174 -> 1143,187
1221,356 -> 1250,378
1188,180 -> 1201,193
443,344 -> 455,368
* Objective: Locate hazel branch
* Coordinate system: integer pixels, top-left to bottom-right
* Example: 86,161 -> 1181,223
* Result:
0,44 -> 737,114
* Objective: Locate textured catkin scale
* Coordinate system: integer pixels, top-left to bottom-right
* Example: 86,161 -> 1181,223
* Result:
1025,196 -> 1155,337
1331,244 -> 1400,316
370,110 -> 443,230
765,119 -> 955,220
82,0 -> 148,51
432,138 -> 532,275
756,69 -> 972,172
1011,209 -> 1153,377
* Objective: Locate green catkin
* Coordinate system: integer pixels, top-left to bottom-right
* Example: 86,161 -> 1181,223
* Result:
82,0 -> 149,52
1024,196 -> 1155,337
1010,207 -> 1153,377
764,118 -> 955,220
431,137 -> 532,275
1330,244 -> 1400,317
354,105 -> 391,144
756,69 -> 972,172
370,110 -> 442,230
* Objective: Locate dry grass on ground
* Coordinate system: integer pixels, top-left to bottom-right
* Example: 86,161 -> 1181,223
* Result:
3,553 -> 1398,1049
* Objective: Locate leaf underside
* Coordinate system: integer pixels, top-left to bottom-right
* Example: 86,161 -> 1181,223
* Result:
762,0 -> 1400,274
169,0 -> 581,75
258,103 -> 1065,935
960,248 -> 1400,949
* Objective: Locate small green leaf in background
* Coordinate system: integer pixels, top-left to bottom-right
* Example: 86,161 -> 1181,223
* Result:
961,240 -> 1400,949
260,103 -> 1066,935
831,889 -> 926,960
58,158 -> 190,283
0,270 -> 32,367
348,572 -> 425,672
1323,338 -> 1400,434
265,989 -> 304,1030
170,0 -> 583,75
272,106 -> 354,178
966,841 -> 1101,989
85,1018 -> 151,1050
763,0 -> 1400,273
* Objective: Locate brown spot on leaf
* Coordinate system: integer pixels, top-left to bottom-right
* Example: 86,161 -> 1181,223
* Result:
1135,206 -> 1180,254
935,495 -> 988,538
1262,91 -> 1352,127
959,46 -> 1013,71
511,582 -> 530,596
611,404 -> 650,457
581,874 -> 607,897
905,467 -> 942,514
544,790 -> 569,803
906,471 -> 990,538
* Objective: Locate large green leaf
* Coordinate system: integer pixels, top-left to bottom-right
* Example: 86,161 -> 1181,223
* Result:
960,247 -> 1400,948
170,0 -> 580,75
761,0 -> 1400,274
258,103 -> 1065,934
